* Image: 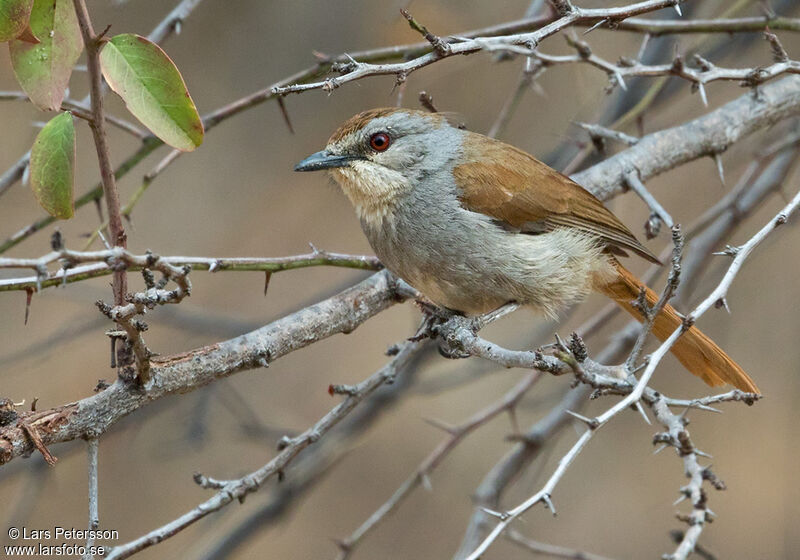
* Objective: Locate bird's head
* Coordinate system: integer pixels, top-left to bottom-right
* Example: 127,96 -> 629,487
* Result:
294,107 -> 461,224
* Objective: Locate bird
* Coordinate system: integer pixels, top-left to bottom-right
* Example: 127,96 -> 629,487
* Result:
294,107 -> 758,393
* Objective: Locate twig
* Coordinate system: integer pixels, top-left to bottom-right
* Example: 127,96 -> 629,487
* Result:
82,438 -> 99,560
611,15 -> 800,35
575,121 -> 639,148
0,92 -> 148,139
516,44 -> 800,95
273,1 -> 687,96
650,396 -> 722,560
192,342 -> 432,560
624,224 -> 682,372
487,69 -> 534,139
0,248 -> 382,292
72,0 -> 132,380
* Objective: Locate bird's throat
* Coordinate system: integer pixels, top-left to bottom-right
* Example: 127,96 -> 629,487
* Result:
331,162 -> 410,228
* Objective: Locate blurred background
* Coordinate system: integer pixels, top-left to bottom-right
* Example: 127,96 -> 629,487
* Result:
1,1 -> 799,558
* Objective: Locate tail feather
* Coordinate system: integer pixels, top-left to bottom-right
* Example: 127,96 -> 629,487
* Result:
597,262 -> 759,393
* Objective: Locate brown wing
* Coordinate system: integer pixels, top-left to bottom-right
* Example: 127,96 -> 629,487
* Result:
454,132 -> 660,264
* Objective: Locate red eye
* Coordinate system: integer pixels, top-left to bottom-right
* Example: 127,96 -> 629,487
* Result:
369,132 -> 390,152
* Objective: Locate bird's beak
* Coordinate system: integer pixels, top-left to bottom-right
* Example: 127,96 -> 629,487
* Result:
294,150 -> 360,172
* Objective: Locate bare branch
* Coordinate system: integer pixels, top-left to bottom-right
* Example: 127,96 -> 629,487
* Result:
272,1 -> 686,96
83,438 -> 99,560
0,91 -> 147,139
0,270 -> 408,466
612,15 -> 800,36
573,76 -> 800,201
0,248 -> 382,292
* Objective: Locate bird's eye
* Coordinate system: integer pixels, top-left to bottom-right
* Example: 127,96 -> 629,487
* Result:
369,132 -> 391,152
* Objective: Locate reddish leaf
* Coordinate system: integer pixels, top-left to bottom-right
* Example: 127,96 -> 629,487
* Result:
9,0 -> 82,111
0,0 -> 33,42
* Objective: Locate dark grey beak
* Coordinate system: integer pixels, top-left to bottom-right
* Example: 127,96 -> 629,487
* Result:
294,150 -> 359,172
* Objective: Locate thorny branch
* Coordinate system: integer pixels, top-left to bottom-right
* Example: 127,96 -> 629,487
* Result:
0,270 -> 413,466
0,247 -> 382,292
272,1 -> 687,95
496,34 -> 800,102
0,91 -> 147,139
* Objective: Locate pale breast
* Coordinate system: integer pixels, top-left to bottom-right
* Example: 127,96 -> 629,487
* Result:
362,189 -> 614,316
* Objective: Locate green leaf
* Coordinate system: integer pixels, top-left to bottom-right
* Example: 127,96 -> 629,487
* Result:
29,111 -> 75,219
0,0 -> 34,42
100,34 -> 204,151
8,0 -> 82,111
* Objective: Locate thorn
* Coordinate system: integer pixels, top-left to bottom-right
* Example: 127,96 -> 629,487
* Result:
24,287 -> 33,325
653,444 -> 668,455
542,493 -> 557,516
276,96 -> 295,134
697,82 -> 708,107
713,153 -> 725,186
673,2 -> 682,16
634,401 -> 651,425
423,417 -> 455,434
688,401 -> 722,413
583,18 -> 607,35
673,493 -> 688,506
276,435 -> 293,450
565,410 -> 598,429
714,297 -> 730,314
97,230 -> 112,250
694,449 -> 713,459
96,24 -> 113,42
480,507 -> 507,520
713,244 -> 739,257
615,71 -> 627,91
263,271 -> 272,296
421,472 -> 433,491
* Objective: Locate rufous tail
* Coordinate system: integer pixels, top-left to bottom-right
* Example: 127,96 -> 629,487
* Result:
597,261 -> 759,393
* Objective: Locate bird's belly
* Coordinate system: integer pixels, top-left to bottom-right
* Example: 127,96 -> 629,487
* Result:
366,214 -> 613,316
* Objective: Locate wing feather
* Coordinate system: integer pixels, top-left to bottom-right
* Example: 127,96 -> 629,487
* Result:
454,132 -> 660,264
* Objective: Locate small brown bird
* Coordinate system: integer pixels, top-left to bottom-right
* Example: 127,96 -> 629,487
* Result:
295,107 -> 758,393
